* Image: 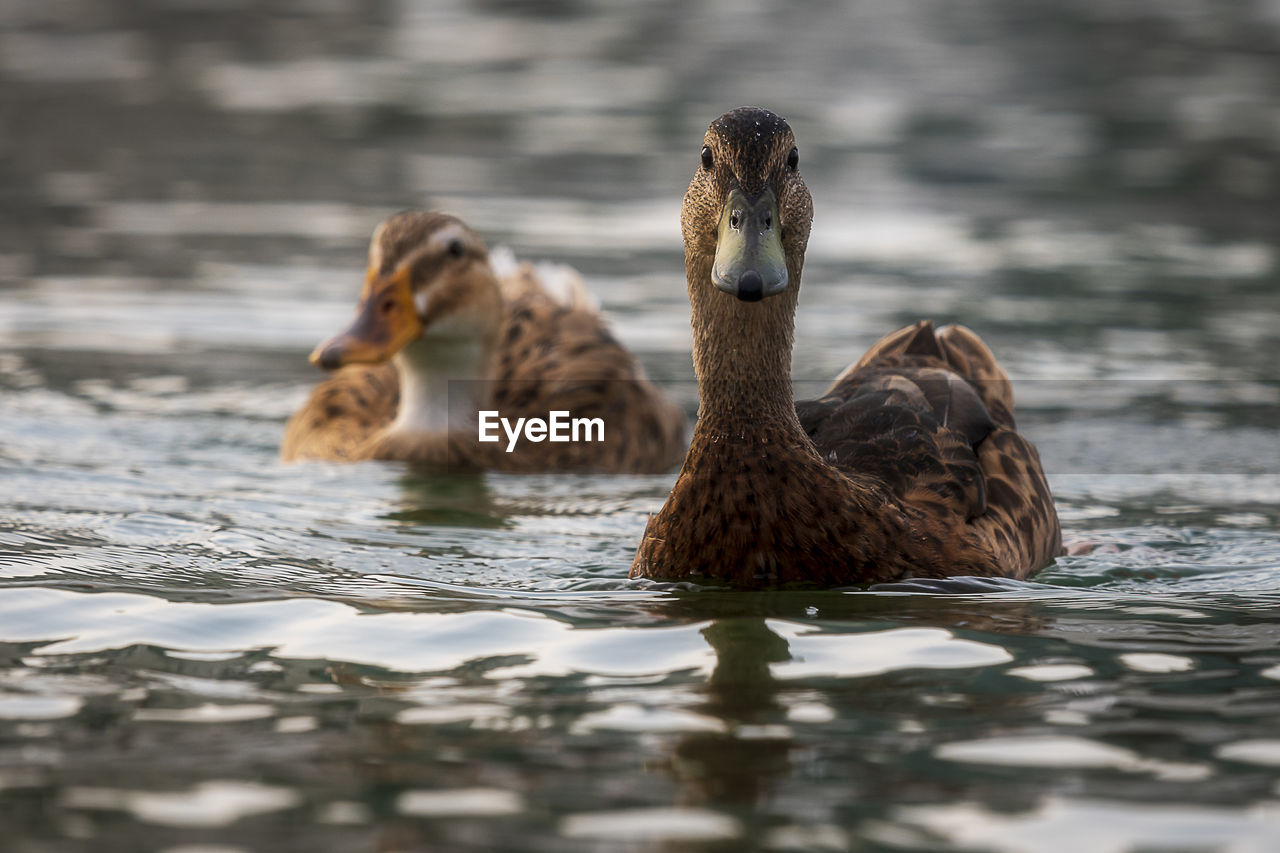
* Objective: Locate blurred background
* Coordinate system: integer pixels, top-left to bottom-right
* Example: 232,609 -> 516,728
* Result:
3,2 -> 1280,852
4,0 -> 1279,389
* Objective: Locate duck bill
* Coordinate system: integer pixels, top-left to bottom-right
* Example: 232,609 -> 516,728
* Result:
309,266 -> 423,370
711,187 -> 788,302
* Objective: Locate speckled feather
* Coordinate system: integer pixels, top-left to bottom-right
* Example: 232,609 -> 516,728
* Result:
630,107 -> 1062,586
281,215 -> 686,473
281,362 -> 401,462
800,320 -> 1062,576
477,264 -> 687,473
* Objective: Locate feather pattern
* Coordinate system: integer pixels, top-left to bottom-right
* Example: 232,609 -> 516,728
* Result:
281,213 -> 686,473
801,320 -> 1061,574
630,108 -> 1061,586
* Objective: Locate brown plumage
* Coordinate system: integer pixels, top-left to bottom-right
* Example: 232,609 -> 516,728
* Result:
630,107 -> 1062,586
281,212 -> 686,473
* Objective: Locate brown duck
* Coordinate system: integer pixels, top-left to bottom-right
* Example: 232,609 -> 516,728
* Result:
281,212 -> 686,472
630,107 -> 1062,586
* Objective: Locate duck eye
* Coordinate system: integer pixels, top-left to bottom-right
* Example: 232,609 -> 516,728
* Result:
787,147 -> 799,171
700,145 -> 714,170
447,239 -> 465,258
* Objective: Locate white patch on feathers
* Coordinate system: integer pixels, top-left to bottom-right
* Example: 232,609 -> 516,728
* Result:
488,245 -> 520,280
489,246 -> 598,312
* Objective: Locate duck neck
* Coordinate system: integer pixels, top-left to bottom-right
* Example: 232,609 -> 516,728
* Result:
687,253 -> 804,437
387,332 -> 495,439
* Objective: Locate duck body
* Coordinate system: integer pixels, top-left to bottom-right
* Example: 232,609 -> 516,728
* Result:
630,108 -> 1061,586
282,213 -> 686,473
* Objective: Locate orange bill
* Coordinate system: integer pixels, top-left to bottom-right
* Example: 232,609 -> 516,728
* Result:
309,266 -> 423,370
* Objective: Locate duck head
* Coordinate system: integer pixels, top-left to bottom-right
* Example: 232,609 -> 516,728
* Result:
310,212 -> 503,371
683,107 -> 813,303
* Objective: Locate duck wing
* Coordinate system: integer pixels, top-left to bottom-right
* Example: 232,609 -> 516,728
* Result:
839,320 -> 1016,427
797,321 -> 1061,575
486,263 -> 687,473
280,363 -> 399,461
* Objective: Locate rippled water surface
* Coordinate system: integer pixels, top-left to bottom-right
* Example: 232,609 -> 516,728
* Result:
3,1 -> 1280,850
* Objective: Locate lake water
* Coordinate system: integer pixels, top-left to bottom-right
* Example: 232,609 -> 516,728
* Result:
3,1 -> 1280,850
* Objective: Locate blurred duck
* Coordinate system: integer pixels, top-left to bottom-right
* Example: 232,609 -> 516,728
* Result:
630,107 -> 1062,585
281,212 -> 686,472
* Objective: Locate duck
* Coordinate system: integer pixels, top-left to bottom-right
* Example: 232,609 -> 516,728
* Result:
630,107 -> 1062,586
281,211 -> 687,473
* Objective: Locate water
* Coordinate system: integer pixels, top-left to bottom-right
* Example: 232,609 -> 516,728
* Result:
3,1 -> 1280,850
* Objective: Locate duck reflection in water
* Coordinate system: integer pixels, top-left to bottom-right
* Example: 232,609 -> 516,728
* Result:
671,619 -> 793,811
649,593 -> 1051,851
385,471 -> 503,530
